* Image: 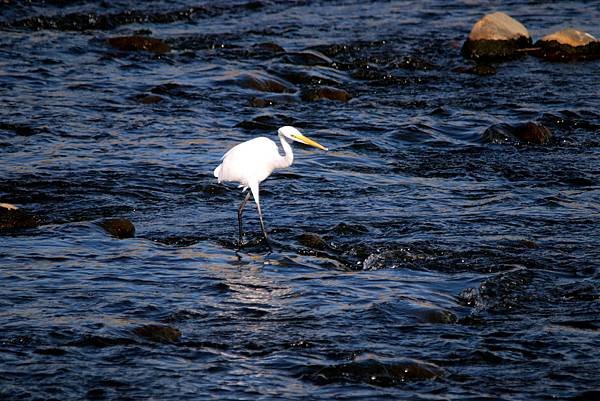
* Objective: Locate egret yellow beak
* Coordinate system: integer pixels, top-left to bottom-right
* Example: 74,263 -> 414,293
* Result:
293,133 -> 328,151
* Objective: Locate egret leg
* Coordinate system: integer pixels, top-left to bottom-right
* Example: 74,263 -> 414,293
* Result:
250,183 -> 272,250
256,206 -> 272,251
237,191 -> 252,245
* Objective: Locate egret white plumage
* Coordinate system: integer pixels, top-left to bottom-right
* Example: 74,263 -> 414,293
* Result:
213,126 -> 327,246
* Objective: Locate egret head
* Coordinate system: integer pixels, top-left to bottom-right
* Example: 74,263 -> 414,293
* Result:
278,126 -> 328,151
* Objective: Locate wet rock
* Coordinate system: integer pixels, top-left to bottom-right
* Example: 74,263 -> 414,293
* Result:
462,12 -> 532,61
300,86 -> 351,102
482,122 -> 552,145
0,204 -> 38,230
132,324 -> 181,343
415,308 -> 458,324
532,29 -> 600,61
107,36 -> 171,53
302,358 -> 442,386
281,50 -> 333,66
134,94 -> 164,104
99,218 -> 135,239
453,64 -> 496,76
268,65 -> 342,86
232,71 -> 295,93
298,232 -> 329,250
542,28 -> 597,47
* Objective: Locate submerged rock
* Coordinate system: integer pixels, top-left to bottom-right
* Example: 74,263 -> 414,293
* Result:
300,86 -> 351,102
134,94 -> 164,104
482,122 -> 552,145
414,307 -> 458,324
107,36 -> 171,54
0,204 -> 38,230
301,358 -> 442,386
298,232 -> 329,250
532,29 -> 600,61
233,71 -> 295,93
462,12 -> 532,61
132,324 -> 181,343
99,218 -> 135,239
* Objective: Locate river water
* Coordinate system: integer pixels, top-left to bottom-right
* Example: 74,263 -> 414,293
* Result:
1,1 -> 599,400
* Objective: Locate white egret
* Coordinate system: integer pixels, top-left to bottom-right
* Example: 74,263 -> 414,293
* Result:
213,126 -> 328,246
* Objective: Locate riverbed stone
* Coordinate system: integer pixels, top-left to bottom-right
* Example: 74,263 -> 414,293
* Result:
99,218 -> 135,239
132,324 -> 181,343
234,71 -> 295,93
462,12 -> 532,61
0,204 -> 38,230
482,122 -> 552,145
107,36 -> 171,53
532,29 -> 600,61
298,232 -> 329,250
302,358 -> 442,386
300,86 -> 351,102
134,94 -> 164,104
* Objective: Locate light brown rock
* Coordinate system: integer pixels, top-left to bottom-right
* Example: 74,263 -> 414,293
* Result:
541,28 -> 597,47
468,12 -> 530,41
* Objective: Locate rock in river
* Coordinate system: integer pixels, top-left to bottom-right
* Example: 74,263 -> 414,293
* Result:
300,86 -> 352,102
482,122 -> 552,145
0,204 -> 38,230
532,28 -> 600,61
462,12 -> 532,61
231,71 -> 295,93
132,324 -> 181,343
301,358 -> 443,386
99,218 -> 135,239
107,36 -> 171,54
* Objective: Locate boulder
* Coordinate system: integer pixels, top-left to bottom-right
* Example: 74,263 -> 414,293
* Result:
107,36 -> 171,54
462,12 -> 532,61
482,122 -> 552,145
532,29 -> 600,61
99,218 -> 135,239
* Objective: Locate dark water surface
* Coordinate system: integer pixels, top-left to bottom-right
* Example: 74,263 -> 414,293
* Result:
1,1 -> 599,400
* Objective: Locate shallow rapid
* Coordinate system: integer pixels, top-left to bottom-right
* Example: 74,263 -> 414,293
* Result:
1,1 -> 599,400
